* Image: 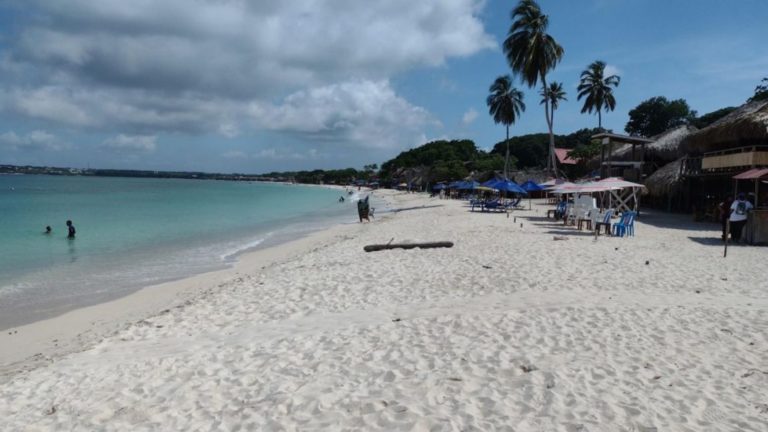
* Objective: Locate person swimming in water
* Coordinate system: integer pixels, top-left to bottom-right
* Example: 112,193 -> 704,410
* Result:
66,220 -> 76,238
44,226 -> 52,234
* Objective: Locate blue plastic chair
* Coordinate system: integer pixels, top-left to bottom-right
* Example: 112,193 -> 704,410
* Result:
612,212 -> 636,237
554,200 -> 567,219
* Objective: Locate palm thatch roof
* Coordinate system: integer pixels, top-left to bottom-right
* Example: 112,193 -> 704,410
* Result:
611,125 -> 698,162
644,158 -> 683,197
682,100 -> 768,154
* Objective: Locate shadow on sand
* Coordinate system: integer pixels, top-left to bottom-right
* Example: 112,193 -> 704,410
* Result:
687,236 -> 732,247
386,205 -> 444,214
637,210 -> 719,233
546,229 -> 599,238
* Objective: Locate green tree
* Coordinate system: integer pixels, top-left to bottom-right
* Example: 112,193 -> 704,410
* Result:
691,107 -> 736,129
567,139 -> 601,160
540,81 -> 567,144
503,0 -> 564,175
748,77 -> 768,103
577,60 -> 620,129
471,152 -> 508,173
625,96 -> 696,137
431,160 -> 469,183
486,75 -> 525,179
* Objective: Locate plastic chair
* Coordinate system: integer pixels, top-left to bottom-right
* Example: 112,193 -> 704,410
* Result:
594,209 -> 614,235
612,212 -> 636,237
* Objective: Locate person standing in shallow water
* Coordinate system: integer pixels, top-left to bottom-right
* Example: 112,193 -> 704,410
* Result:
66,220 -> 76,239
44,226 -> 52,235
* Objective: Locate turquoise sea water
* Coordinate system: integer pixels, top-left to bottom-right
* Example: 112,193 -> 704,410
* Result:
0,175 -> 364,329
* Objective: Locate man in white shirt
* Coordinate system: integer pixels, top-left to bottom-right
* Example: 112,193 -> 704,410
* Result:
729,193 -> 753,243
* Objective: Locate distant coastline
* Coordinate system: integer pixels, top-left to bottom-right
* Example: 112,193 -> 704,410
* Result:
0,163 -> 378,186
0,164 -> 292,183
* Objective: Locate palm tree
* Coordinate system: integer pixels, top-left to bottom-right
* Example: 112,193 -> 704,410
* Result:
503,0 -> 564,175
540,81 -> 566,131
577,60 -> 620,130
486,75 -> 525,179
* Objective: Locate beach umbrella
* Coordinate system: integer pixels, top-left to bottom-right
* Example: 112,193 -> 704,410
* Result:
457,180 -> 480,190
520,180 -> 544,209
539,178 -> 567,189
520,180 -> 544,192
432,183 -> 447,190
481,178 -> 501,188
492,180 -> 527,195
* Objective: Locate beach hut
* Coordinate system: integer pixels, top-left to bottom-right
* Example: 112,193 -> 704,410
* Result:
677,100 -> 768,219
592,132 -> 654,182
644,158 -> 685,211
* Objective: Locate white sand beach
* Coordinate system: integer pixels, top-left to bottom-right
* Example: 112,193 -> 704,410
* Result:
1,190 -> 767,431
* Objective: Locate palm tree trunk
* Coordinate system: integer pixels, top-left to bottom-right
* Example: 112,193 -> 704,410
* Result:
542,75 -> 556,177
598,110 -> 602,130
504,124 -> 510,179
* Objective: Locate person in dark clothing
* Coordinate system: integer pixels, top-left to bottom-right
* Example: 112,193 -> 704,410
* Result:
357,196 -> 370,223
44,226 -> 52,234
719,196 -> 733,241
66,220 -> 76,239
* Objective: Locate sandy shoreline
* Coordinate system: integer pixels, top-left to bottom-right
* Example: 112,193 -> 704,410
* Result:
0,185 -> 380,378
2,191 -> 767,431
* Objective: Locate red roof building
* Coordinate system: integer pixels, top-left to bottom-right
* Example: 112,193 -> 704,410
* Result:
554,148 -> 579,165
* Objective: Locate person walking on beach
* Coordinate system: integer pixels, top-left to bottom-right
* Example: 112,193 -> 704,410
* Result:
66,220 -> 76,239
719,196 -> 733,241
729,193 -> 752,243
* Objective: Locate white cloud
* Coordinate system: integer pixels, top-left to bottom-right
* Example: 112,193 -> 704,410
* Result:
0,130 -> 68,151
250,80 -> 438,150
462,108 -> 479,125
101,134 -> 156,153
604,64 -> 622,78
1,0 -> 494,142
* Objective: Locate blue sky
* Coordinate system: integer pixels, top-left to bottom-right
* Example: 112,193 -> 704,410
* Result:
0,0 -> 765,173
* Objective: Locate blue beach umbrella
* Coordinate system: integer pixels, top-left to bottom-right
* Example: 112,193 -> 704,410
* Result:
457,180 -> 480,190
493,180 -> 527,195
520,180 -> 544,209
520,180 -> 544,192
432,183 -> 447,190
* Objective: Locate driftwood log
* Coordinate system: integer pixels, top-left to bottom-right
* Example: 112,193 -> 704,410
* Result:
364,242 -> 454,252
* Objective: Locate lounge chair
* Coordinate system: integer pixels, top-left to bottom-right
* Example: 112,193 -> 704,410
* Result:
483,199 -> 507,212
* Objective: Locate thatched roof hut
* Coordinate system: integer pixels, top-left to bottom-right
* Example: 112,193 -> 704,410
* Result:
612,125 -> 698,162
644,158 -> 683,197
682,100 -> 768,154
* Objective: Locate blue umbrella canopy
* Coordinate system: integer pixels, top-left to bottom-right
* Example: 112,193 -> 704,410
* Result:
432,183 -> 447,190
481,178 -> 500,188
520,180 -> 544,192
493,180 -> 527,195
457,180 -> 480,190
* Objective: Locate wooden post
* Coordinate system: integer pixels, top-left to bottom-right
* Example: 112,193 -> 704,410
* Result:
724,219 -> 730,258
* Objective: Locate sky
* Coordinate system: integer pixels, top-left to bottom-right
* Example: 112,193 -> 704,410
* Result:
0,0 -> 766,173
